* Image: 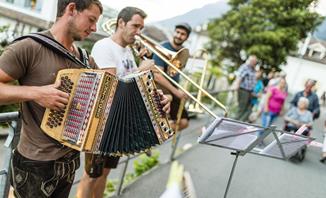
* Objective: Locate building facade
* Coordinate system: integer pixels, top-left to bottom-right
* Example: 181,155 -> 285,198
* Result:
0,0 -> 56,40
0,0 -> 117,43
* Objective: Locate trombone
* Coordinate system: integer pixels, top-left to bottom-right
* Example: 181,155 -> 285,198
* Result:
102,19 -> 228,118
187,49 -> 209,114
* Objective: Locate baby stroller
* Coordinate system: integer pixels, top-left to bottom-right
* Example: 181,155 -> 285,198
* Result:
283,122 -> 311,162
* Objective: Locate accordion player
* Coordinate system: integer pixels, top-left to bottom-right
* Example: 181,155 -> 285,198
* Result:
41,68 -> 174,156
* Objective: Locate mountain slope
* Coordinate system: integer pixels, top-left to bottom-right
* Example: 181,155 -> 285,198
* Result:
153,0 -> 229,29
314,18 -> 326,41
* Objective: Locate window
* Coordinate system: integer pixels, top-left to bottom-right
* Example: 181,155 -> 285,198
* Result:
3,0 -> 43,12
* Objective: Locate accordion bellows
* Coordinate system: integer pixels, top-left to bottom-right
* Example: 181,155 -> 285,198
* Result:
41,69 -> 173,156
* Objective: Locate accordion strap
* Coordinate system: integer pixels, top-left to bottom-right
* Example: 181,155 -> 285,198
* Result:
14,33 -> 91,69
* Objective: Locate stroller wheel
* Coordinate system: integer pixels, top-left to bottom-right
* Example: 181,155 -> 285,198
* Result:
298,146 -> 307,161
290,146 -> 307,162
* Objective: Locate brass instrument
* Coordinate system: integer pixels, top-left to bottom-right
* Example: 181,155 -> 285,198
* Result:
102,18 -> 116,35
137,34 -> 190,77
134,36 -> 227,118
101,19 -> 228,118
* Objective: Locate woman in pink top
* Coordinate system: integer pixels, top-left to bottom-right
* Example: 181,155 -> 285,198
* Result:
261,78 -> 288,128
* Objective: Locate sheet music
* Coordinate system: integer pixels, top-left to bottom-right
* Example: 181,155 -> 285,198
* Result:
260,133 -> 310,158
198,117 -> 263,151
208,132 -> 258,151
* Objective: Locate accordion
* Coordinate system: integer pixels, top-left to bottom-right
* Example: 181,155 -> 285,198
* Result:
41,69 -> 174,156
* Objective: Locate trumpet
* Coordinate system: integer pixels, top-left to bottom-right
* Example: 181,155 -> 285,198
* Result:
101,19 -> 227,118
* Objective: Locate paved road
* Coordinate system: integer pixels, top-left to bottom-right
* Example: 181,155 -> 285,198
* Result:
1,110 -> 326,198
109,114 -> 326,198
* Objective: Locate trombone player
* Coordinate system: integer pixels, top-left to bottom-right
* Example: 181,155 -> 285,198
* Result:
152,23 -> 192,131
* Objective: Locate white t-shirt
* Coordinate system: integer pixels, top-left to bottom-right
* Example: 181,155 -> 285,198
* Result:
91,37 -> 137,77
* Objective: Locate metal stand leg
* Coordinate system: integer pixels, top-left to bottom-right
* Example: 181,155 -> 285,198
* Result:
116,156 -> 130,196
223,151 -> 240,198
170,133 -> 182,161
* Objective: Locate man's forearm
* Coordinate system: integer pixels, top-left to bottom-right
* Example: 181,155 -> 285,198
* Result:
0,82 -> 36,104
153,73 -> 180,96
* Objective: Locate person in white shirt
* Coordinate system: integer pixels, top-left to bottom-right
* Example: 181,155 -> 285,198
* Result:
76,7 -> 170,198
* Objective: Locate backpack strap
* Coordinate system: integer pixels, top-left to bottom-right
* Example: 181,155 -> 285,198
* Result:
14,33 -> 91,69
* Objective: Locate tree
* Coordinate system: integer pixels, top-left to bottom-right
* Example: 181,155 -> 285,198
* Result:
206,0 -> 324,72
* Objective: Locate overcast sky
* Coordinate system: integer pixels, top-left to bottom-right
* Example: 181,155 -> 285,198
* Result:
100,0 -> 220,22
100,0 -> 326,23
315,0 -> 326,16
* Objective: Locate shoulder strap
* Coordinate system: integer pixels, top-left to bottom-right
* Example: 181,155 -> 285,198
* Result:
78,47 -> 90,67
14,33 -> 91,69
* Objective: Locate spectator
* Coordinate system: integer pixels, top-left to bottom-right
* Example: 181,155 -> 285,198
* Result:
284,97 -> 313,135
234,55 -> 257,122
262,71 -> 274,87
267,71 -> 287,91
248,70 -> 264,122
291,79 -> 320,120
261,78 -> 288,128
251,70 -> 264,107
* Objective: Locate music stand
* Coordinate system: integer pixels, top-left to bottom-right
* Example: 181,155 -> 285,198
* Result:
198,117 -> 314,198
198,117 -> 271,198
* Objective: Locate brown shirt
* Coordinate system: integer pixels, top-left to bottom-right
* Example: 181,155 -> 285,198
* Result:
0,31 -> 96,160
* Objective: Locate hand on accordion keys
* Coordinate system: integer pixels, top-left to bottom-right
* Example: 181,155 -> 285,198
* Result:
157,89 -> 171,114
34,80 -> 69,111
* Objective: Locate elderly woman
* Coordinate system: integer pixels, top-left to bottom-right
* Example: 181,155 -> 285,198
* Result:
284,97 -> 313,135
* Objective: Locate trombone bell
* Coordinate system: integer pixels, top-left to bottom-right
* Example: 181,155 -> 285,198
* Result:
169,48 -> 190,77
137,34 -> 190,77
